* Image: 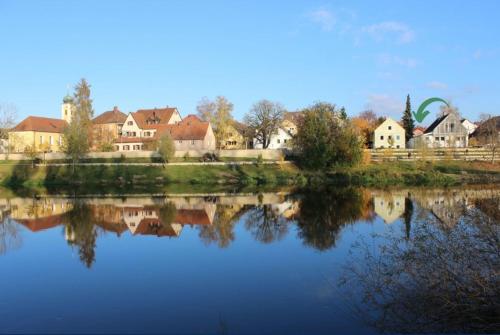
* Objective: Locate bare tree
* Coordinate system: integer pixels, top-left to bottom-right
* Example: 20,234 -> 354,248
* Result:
244,99 -> 284,149
0,103 -> 17,154
478,113 -> 499,163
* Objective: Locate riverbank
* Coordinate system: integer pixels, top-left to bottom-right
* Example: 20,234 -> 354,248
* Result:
0,160 -> 499,193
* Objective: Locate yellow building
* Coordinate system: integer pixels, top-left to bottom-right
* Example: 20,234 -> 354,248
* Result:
9,116 -> 68,153
92,106 -> 127,151
220,122 -> 247,149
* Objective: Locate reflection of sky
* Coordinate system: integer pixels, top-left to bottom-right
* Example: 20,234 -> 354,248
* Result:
1,189 -> 497,334
0,201 -> 391,334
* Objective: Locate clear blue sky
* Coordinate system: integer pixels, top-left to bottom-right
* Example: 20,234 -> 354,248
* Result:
1,0 -> 499,125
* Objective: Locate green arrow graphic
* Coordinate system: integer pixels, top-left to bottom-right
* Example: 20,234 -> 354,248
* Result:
413,97 -> 449,123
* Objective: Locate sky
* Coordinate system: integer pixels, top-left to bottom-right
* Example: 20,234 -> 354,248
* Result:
1,0 -> 499,126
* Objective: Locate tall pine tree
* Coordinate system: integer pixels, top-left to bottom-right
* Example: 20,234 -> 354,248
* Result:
402,94 -> 414,142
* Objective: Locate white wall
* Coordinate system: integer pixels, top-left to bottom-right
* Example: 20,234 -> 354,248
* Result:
253,128 -> 292,149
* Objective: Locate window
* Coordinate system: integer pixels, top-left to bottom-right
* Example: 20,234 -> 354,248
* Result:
127,121 -> 133,125
388,126 -> 392,130
380,135 -> 384,140
277,139 -> 281,143
435,137 -> 439,141
450,123 -> 455,132
191,140 -> 195,145
178,140 -> 182,144
284,139 -> 287,143
396,145 -> 400,148
396,135 -> 400,140
144,131 -> 151,137
388,135 -> 392,140
49,136 -> 53,145
441,137 -> 445,141
59,136 -> 62,145
124,145 -> 130,150
39,135 -> 43,144
133,145 -> 141,150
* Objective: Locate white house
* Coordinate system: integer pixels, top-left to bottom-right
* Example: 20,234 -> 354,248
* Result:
373,118 -> 406,149
253,127 -> 293,149
417,111 -> 469,148
461,118 -> 477,135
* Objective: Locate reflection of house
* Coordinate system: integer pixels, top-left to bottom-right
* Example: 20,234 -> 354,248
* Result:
270,200 -> 299,220
374,118 -> 406,149
9,198 -> 73,232
373,195 -> 405,224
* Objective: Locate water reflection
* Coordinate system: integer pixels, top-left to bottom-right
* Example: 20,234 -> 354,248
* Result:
339,194 -> 500,333
0,187 -> 498,333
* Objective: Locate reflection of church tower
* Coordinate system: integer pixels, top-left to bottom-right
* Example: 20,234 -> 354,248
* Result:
61,94 -> 74,123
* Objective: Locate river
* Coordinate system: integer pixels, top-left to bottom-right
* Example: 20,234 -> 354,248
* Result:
0,186 -> 498,334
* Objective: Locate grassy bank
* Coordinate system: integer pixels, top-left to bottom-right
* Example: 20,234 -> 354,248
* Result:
0,160 -> 498,194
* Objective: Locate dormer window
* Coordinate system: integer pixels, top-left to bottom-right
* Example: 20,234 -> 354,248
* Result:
127,121 -> 133,126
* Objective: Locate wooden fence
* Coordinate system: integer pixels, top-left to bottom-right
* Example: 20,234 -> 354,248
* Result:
368,148 -> 499,162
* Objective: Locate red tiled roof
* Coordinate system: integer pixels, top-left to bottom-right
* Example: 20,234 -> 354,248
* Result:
12,116 -> 68,133
16,214 -> 65,232
154,118 -> 210,141
174,209 -> 212,225
93,107 -> 127,124
131,107 -> 178,129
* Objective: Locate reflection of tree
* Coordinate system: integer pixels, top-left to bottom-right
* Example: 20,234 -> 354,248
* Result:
159,202 -> 177,225
403,197 -> 413,239
0,217 -> 22,255
339,203 -> 500,333
63,202 -> 97,268
296,188 -> 366,251
199,205 -> 247,248
245,205 -> 288,244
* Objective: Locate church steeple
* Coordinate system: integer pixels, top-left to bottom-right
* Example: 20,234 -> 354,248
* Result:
61,94 -> 74,123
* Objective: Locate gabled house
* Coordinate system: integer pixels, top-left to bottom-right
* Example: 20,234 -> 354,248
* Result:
120,107 -> 182,138
115,113 -> 216,152
219,121 -> 247,149
461,118 -> 478,135
419,111 -> 469,148
373,118 -> 406,149
252,113 -> 301,149
9,116 -> 68,153
92,106 -> 127,150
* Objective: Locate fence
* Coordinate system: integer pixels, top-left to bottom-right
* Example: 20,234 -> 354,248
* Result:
0,149 -> 285,161
368,148 -> 499,162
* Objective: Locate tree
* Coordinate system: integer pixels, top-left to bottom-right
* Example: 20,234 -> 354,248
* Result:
24,145 -> 39,168
62,79 -> 93,171
358,110 -> 378,125
157,133 -> 175,164
244,99 -> 284,149
0,103 -> 17,154
402,94 -> 414,142
196,96 -> 234,148
477,114 -> 499,162
294,102 -> 363,169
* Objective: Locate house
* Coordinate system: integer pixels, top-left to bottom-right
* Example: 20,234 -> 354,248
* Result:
114,114 -> 216,151
92,106 -> 127,144
373,194 -> 405,224
461,118 -> 478,135
219,121 -> 246,149
8,116 -> 67,153
413,126 -> 426,137
418,111 -> 469,148
470,116 -> 500,145
373,118 -> 406,149
252,114 -> 300,149
120,106 -> 182,138
253,126 -> 293,149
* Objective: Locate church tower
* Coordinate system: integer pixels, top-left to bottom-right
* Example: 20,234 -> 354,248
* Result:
61,94 -> 74,123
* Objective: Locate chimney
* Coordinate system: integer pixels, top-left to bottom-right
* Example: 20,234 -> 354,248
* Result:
113,106 -> 118,112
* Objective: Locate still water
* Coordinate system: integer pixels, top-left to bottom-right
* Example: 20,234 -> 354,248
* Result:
0,187 -> 498,334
